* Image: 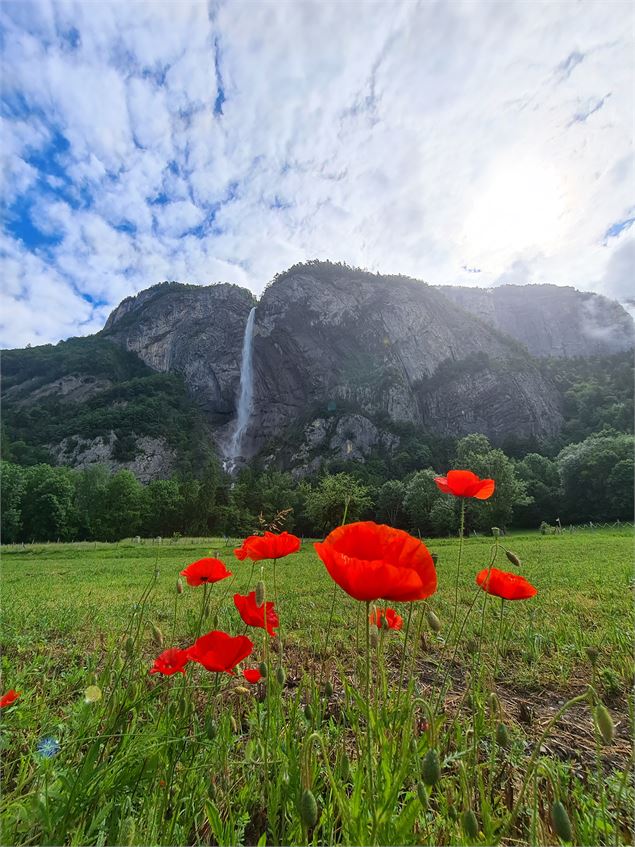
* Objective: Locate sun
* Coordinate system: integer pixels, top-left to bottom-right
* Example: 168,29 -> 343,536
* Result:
461,155 -> 567,270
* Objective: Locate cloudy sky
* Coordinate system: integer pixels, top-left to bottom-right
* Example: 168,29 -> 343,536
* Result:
1,0 -> 633,348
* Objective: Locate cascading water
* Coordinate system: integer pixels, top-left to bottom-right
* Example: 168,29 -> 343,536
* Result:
225,306 -> 256,473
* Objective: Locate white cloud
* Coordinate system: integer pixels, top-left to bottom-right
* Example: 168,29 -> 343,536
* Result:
1,0 -> 634,346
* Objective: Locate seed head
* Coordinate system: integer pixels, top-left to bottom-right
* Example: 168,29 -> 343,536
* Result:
300,788 -> 318,829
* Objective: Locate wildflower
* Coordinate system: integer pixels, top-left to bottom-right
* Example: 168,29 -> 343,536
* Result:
83,685 -> 102,703
149,647 -> 190,676
188,630 -> 253,674
434,470 -> 495,500
180,558 -> 232,587
234,531 -> 301,562
314,521 -> 437,602
0,690 -> 20,708
476,567 -> 537,600
37,737 -> 60,759
369,607 -> 403,630
242,667 -> 263,684
233,591 -> 279,637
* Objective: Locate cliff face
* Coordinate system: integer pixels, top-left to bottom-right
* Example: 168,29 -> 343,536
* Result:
436,284 -> 634,358
103,281 -> 255,423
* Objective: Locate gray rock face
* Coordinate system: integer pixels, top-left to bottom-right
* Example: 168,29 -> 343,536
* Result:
104,281 -> 255,423
50,433 -> 176,483
436,284 -> 635,358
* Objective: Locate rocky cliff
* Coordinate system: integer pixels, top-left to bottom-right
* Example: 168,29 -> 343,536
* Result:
5,263 -> 633,479
436,284 -> 634,358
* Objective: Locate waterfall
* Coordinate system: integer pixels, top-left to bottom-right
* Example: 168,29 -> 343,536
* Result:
226,306 -> 256,473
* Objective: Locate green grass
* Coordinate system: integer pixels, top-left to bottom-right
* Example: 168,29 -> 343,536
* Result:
1,528 -> 633,845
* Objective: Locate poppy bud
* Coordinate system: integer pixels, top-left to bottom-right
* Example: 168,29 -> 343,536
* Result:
465,638 -> 478,655
255,580 -> 265,605
176,578 -> 183,594
505,550 -> 521,567
276,666 -> 286,686
206,718 -> 217,739
594,703 -> 614,745
416,782 -> 428,809
229,716 -> 238,734
409,737 -> 417,754
425,609 -> 441,633
448,804 -> 458,822
370,626 -> 379,648
491,527 -> 501,537
496,722 -> 510,749
324,680 -> 334,698
488,692 -> 500,716
551,800 -> 573,842
125,636 -> 135,657
300,788 -> 318,829
119,816 -> 136,846
431,553 -> 438,564
258,661 -> 267,677
462,809 -> 479,840
151,624 -> 163,648
234,686 -> 250,695
304,703 -> 314,721
341,754 -> 351,782
421,749 -> 441,786
585,646 -> 599,666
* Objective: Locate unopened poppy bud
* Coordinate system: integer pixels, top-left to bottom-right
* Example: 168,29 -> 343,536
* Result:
258,661 -> 267,677
594,703 -> 614,745
491,527 -> 501,537
125,636 -> 135,657
448,804 -> 458,822
229,716 -> 238,733
300,788 -> 318,829
176,578 -> 183,594
370,626 -> 379,648
341,754 -> 351,782
416,782 -> 428,809
119,815 -> 136,846
234,686 -> 250,695
496,722 -> 510,749
425,609 -> 441,633
551,800 -> 572,842
465,638 -> 478,655
324,680 -> 334,698
462,809 -> 478,840
409,737 -> 417,754
206,718 -> 217,739
304,703 -> 314,721
151,624 -> 163,648
585,646 -> 599,666
431,553 -> 438,565
488,692 -> 500,716
255,580 -> 265,605
505,550 -> 521,567
276,666 -> 286,686
421,749 -> 441,786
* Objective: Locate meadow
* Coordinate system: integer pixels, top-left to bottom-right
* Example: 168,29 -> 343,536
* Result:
1,525 -> 633,846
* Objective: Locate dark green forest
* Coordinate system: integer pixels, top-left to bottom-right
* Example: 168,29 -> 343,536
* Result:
1,344 -> 633,542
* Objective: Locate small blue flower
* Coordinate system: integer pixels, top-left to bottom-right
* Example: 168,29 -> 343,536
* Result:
36,737 -> 60,759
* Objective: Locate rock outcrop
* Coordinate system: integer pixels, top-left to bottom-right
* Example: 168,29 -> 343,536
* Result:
436,284 -> 634,358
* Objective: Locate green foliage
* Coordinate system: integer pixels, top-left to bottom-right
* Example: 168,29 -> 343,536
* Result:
514,453 -> 562,527
304,473 -> 372,532
376,480 -> 406,526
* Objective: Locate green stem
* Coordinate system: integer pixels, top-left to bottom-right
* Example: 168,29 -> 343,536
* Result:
393,603 -> 414,732
493,598 -> 505,681
433,588 -> 481,716
447,499 -> 466,644
365,602 -> 376,842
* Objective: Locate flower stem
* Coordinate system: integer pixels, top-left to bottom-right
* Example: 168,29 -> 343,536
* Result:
493,598 -> 505,681
365,601 -> 376,841
448,499 -> 466,644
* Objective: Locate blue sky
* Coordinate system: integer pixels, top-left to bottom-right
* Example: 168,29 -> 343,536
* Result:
1,0 -> 633,347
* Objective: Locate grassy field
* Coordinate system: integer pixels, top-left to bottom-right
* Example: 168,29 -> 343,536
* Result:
1,527 -> 634,845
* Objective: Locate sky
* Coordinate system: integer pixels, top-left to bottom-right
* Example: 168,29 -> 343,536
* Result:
1,0 -> 633,348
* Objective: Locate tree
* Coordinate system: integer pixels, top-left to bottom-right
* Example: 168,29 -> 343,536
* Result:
428,498 -> 458,536
304,473 -> 372,533
74,464 -> 110,539
514,453 -> 562,528
143,479 -> 184,537
455,435 -> 531,531
100,470 -> 143,540
403,470 -> 440,533
1,461 -> 25,543
375,480 -> 406,526
21,464 -> 77,541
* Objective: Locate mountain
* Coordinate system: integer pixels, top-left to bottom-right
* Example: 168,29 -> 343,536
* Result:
2,261 -> 633,479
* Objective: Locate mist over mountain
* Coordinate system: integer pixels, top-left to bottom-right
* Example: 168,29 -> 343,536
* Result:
3,262 -> 633,480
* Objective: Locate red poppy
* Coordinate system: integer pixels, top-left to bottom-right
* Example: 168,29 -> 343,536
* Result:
234,531 -> 301,562
233,592 -> 279,637
242,667 -> 263,684
434,470 -> 495,500
369,607 -> 403,630
149,648 -> 190,676
188,630 -> 253,674
180,558 -> 232,587
0,690 -> 20,708
314,521 -> 437,603
476,567 -> 537,601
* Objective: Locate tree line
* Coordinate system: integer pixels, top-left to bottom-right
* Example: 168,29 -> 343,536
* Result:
1,431 -> 632,544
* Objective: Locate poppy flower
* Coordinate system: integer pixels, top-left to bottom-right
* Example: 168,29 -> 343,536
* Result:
149,648 -> 190,676
434,470 -> 495,500
314,521 -> 437,603
233,592 -> 279,637
0,690 -> 20,708
234,531 -> 301,562
180,558 -> 232,587
476,567 -> 537,601
242,667 -> 263,684
188,630 -> 253,674
369,607 -> 403,630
